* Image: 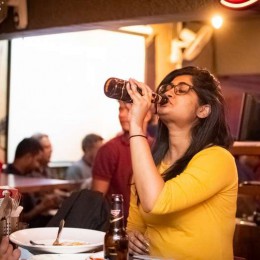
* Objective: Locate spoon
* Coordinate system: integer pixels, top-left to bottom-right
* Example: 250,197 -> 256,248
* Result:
53,219 -> 65,246
30,240 -> 45,246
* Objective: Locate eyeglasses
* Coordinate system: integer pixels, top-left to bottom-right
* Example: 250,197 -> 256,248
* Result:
158,82 -> 194,95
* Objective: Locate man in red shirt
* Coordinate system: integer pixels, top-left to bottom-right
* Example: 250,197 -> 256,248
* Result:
91,101 -> 152,221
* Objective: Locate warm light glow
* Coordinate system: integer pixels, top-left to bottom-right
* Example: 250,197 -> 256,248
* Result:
211,15 -> 223,29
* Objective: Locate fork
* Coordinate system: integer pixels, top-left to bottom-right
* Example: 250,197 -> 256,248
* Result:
30,240 -> 45,246
52,219 -> 65,246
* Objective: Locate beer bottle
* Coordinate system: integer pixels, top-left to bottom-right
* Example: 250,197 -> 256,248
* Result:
104,77 -> 168,105
104,194 -> 129,260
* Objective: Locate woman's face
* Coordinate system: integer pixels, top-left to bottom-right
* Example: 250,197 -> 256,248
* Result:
157,74 -> 202,127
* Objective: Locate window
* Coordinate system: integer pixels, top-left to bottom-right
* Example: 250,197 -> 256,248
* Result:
8,30 -> 145,162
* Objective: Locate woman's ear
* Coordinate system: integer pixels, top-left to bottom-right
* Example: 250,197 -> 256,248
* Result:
197,104 -> 211,119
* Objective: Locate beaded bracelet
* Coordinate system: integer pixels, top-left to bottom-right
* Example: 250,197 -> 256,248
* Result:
129,134 -> 147,140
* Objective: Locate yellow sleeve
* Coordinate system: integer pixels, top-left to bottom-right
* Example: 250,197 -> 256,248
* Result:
126,184 -> 147,234
151,146 -> 238,214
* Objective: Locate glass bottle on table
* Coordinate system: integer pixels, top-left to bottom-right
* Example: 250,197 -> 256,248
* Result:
104,194 -> 129,260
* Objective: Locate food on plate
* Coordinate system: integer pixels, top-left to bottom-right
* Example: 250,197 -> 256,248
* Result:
54,241 -> 89,246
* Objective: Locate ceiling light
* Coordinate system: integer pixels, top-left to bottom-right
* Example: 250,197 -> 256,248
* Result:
211,15 -> 223,29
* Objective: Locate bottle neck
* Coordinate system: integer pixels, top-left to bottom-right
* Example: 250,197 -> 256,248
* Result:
152,93 -> 168,105
109,202 -> 125,230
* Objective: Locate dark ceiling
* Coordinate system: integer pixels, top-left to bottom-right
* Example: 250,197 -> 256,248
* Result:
0,0 -> 260,40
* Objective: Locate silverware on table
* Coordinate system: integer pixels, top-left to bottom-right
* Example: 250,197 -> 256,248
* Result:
52,219 -> 65,245
30,240 -> 45,246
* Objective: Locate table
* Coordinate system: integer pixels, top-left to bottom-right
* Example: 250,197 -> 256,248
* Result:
0,173 -> 81,193
238,181 -> 260,196
231,141 -> 260,156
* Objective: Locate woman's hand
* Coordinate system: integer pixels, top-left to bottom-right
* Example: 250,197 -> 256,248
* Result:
0,236 -> 21,260
126,78 -> 153,135
128,230 -> 150,255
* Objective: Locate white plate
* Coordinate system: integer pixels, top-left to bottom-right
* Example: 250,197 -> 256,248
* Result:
28,251 -> 104,260
10,227 -> 105,254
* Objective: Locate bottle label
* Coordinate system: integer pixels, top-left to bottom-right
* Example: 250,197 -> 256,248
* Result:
111,209 -> 120,217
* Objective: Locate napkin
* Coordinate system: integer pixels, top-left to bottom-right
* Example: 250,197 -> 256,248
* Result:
11,205 -> 23,217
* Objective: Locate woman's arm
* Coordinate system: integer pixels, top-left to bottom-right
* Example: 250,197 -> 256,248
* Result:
127,79 -> 164,212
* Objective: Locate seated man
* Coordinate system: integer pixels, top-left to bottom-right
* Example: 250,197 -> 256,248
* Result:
3,137 -> 61,228
31,133 -> 53,178
65,133 -> 103,189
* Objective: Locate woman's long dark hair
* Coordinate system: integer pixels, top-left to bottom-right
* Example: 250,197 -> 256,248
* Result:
153,66 -> 233,181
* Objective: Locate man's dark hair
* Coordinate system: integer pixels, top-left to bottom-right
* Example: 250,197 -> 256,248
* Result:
82,134 -> 103,152
14,137 -> 43,160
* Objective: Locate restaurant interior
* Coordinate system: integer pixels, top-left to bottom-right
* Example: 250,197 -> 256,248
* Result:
1,0 -> 260,259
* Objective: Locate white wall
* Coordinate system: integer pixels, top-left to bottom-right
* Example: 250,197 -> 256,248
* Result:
0,40 -> 8,162
8,30 -> 145,162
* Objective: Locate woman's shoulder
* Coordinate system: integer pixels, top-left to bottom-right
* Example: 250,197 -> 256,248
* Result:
188,145 -> 238,184
197,145 -> 234,159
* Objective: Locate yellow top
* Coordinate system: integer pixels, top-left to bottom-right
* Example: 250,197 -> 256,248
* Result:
127,146 -> 238,260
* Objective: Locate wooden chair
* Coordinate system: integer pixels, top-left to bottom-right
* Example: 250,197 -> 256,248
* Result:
233,221 -> 260,260
234,256 -> 247,260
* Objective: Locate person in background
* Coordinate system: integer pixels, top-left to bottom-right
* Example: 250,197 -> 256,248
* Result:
31,133 -> 53,178
91,101 -> 152,220
237,155 -> 260,182
236,155 -> 260,218
3,138 -> 61,228
65,133 -> 103,189
126,66 -> 238,259
3,137 -> 43,176
31,133 -> 66,221
147,113 -> 159,138
0,237 -> 20,260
